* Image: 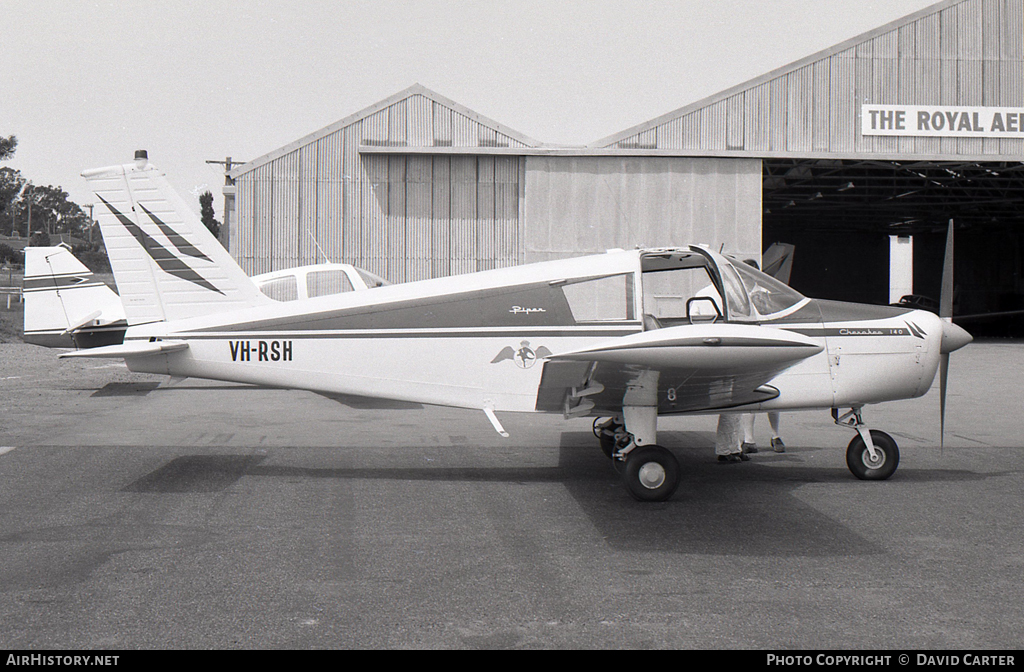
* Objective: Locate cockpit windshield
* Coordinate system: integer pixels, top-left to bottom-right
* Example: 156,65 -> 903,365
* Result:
727,258 -> 806,319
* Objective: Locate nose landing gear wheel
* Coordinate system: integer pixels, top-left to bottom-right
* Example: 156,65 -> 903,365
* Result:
846,430 -> 899,481
623,446 -> 680,502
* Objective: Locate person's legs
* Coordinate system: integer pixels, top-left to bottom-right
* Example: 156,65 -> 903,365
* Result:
741,413 -> 758,454
716,415 -> 747,462
768,412 -> 785,452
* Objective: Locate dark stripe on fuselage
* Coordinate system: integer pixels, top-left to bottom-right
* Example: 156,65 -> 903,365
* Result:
775,299 -> 922,338
167,328 -> 642,340
814,299 -> 912,322
196,281 -> 588,333
783,327 -> 919,338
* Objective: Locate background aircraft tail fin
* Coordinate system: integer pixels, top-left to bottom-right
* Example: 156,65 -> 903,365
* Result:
762,243 -> 795,284
22,245 -> 126,348
81,151 -> 269,325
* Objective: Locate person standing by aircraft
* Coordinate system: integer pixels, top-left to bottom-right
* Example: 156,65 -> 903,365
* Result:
741,412 -> 785,454
735,257 -> 786,455
716,414 -> 750,463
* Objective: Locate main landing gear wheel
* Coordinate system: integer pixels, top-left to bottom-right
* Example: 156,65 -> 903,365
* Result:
846,430 -> 900,481
623,446 -> 680,502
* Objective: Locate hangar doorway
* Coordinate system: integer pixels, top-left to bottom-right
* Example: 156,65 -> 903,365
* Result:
762,159 -> 1024,337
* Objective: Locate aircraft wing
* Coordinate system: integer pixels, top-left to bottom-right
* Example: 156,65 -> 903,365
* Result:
536,323 -> 823,415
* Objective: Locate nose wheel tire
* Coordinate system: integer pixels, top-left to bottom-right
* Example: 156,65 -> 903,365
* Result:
846,430 -> 899,481
623,446 -> 680,502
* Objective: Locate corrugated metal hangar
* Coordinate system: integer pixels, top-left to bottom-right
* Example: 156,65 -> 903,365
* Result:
226,0 -> 1024,335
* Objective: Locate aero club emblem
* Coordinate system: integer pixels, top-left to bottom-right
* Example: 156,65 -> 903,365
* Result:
491,341 -> 553,369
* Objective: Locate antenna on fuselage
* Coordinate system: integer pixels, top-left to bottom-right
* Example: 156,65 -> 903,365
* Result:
308,230 -> 331,264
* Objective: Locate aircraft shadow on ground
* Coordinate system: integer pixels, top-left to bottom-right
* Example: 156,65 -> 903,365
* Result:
85,383 -> 426,410
313,391 -> 425,410
89,382 -> 162,397
121,431 -> 997,557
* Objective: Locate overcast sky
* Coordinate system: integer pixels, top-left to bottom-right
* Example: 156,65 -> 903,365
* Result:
1,0 -> 940,216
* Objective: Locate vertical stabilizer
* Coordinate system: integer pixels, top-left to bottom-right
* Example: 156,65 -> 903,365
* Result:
81,152 -> 270,325
23,246 -> 126,348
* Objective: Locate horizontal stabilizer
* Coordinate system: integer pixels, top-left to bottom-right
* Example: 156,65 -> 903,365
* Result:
59,340 -> 189,359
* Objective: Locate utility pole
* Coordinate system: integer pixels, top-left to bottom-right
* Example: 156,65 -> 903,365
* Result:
205,157 -> 243,251
84,203 -> 94,244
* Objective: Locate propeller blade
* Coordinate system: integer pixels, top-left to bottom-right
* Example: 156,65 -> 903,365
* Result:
939,353 -> 949,450
938,219 -> 956,450
940,219 -> 954,320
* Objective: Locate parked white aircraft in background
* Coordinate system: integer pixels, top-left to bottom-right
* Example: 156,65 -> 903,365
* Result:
61,152 -> 972,501
23,245 -> 127,349
23,247 -> 389,349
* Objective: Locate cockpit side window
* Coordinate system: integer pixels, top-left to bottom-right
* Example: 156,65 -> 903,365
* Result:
641,252 -> 723,324
356,269 -> 391,288
718,263 -> 751,319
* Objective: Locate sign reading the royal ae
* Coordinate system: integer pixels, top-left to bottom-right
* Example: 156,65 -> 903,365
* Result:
861,104 -> 1024,138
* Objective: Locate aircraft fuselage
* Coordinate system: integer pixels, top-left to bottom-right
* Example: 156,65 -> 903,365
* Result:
117,249 -> 949,418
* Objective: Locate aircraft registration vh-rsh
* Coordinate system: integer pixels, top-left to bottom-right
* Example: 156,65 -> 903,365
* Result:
62,151 -> 973,502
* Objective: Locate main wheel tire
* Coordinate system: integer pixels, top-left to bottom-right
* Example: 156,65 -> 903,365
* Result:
846,430 -> 900,481
623,445 -> 680,502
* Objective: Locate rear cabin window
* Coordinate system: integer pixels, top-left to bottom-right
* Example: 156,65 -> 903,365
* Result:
259,276 -> 298,302
307,269 -> 354,298
561,274 -> 635,323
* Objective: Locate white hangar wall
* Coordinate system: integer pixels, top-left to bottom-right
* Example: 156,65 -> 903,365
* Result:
523,156 -> 762,263
229,86 -> 538,281
228,85 -> 763,282
234,152 -> 523,282
229,0 -> 1024,284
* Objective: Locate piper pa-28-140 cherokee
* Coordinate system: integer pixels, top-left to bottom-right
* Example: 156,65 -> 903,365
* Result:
62,151 -> 972,502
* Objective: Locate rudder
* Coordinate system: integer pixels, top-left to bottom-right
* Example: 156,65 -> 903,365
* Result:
82,151 -> 269,325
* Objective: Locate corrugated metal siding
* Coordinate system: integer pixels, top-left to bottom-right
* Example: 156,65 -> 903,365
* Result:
232,93 -> 524,280
600,0 -> 1024,159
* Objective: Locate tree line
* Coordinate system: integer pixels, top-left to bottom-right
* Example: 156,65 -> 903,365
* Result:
1,134 -> 222,269
1,135 -> 104,266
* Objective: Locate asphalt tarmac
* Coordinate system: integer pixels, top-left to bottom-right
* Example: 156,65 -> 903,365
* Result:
1,340 -> 1022,650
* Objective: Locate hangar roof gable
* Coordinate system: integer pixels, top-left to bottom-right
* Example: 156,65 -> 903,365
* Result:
230,84 -> 541,178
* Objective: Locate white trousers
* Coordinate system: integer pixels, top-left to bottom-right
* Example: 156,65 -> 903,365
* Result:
716,414 -> 743,456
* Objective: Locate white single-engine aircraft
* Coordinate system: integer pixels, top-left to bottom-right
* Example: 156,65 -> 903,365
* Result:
63,152 -> 973,501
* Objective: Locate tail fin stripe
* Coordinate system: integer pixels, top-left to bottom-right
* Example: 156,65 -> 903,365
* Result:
98,195 -> 224,295
139,203 -> 212,261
